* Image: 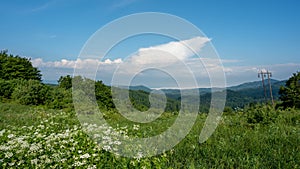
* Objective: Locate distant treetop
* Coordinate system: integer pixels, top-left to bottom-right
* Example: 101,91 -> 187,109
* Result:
0,50 -> 42,81
279,72 -> 300,109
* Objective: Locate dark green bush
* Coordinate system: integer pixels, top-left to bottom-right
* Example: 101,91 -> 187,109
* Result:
0,79 -> 23,99
46,87 -> 73,110
279,72 -> 300,109
246,105 -> 279,124
12,80 -> 51,105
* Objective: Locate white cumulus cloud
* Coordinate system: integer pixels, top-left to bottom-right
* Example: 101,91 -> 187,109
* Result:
31,58 -> 123,69
128,36 -> 210,66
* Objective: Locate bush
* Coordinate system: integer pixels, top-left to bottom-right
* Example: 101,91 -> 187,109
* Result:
46,87 -> 73,111
246,105 -> 278,124
279,72 -> 300,109
12,80 -> 50,105
0,79 -> 22,99
0,79 -> 14,99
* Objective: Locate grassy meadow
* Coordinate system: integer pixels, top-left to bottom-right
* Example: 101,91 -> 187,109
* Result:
0,102 -> 299,168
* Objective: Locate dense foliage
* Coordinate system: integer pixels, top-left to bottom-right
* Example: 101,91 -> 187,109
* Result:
12,79 -> 50,105
58,75 -> 72,90
0,51 -> 41,81
279,72 -> 300,109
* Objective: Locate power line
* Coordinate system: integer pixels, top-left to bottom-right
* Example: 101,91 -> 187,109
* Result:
258,70 -> 274,105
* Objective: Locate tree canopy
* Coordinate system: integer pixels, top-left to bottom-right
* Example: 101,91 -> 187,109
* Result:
58,75 -> 72,90
279,72 -> 300,109
0,50 -> 41,81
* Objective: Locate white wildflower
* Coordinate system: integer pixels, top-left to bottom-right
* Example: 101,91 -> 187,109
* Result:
5,152 -> 13,158
80,153 -> 91,159
61,158 -> 67,163
103,145 -> 111,151
93,134 -> 100,138
8,162 -> 15,166
17,160 -> 24,165
114,140 -> 121,145
0,145 -> 11,151
87,165 -> 97,169
61,140 -> 68,144
135,152 -> 143,161
31,158 -> 38,165
7,134 -> 14,139
30,144 -> 40,152
45,158 -> 51,164
0,129 -> 5,136
40,155 -> 47,159
16,150 -> 23,154
37,124 -> 45,129
73,161 -> 85,167
133,124 -> 140,130
103,136 -> 111,143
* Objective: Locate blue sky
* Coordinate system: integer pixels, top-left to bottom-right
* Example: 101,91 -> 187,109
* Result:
1,0 -> 300,87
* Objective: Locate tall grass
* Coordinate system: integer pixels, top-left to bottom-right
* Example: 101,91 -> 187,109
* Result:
0,103 -> 299,168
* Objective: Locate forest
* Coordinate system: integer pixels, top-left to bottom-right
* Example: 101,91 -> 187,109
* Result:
0,51 -> 299,168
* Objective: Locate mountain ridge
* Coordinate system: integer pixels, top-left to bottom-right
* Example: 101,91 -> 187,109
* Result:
125,79 -> 286,93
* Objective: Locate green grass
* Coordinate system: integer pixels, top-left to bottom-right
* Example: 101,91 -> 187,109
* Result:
0,103 -> 299,168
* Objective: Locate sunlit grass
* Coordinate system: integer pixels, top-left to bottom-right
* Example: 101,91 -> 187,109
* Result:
0,103 -> 299,168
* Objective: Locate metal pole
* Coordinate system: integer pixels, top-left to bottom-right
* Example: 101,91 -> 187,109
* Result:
258,70 -> 274,105
262,71 -> 267,103
267,71 -> 274,105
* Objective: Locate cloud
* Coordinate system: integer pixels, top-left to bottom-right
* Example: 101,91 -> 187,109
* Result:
31,58 -> 123,69
34,57 -> 300,87
110,0 -> 139,9
128,36 -> 210,66
30,35 -> 300,88
30,0 -> 57,12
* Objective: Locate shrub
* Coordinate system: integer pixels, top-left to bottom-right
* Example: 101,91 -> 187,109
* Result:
46,87 -> 73,110
246,105 -> 278,124
279,72 -> 300,109
0,79 -> 23,99
12,80 -> 50,105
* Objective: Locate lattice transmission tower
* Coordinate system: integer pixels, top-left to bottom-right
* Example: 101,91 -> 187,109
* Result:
258,70 -> 274,105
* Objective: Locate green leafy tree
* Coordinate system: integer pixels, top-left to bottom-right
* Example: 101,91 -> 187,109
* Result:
95,80 -> 115,110
12,80 -> 50,105
58,75 -> 72,90
0,79 -> 15,99
47,87 -> 73,110
0,50 -> 41,81
279,72 -> 300,109
0,79 -> 25,100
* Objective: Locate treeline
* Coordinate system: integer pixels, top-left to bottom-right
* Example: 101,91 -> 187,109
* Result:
0,51 -> 72,111
0,52 -> 51,104
0,51 -> 180,113
0,51 -> 299,113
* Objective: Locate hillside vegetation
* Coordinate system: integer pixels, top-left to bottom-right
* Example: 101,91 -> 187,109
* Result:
0,52 -> 299,168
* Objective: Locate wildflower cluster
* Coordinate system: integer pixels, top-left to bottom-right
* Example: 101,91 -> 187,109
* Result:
0,111 -> 105,168
0,109 -> 168,168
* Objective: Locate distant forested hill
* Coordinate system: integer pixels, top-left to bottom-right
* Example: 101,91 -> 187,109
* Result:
127,79 -> 286,112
